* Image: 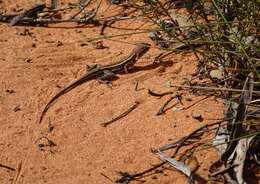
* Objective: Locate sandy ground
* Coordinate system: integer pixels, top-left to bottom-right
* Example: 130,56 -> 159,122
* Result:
0,1 -> 225,184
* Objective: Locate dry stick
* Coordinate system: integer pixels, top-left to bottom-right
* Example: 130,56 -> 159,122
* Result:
12,161 -> 22,184
99,16 -> 140,35
148,89 -> 173,98
100,172 -> 114,183
100,19 -> 115,35
70,0 -> 92,19
210,164 -> 238,177
10,3 -> 46,26
0,164 -> 15,171
42,5 -> 76,12
8,17 -> 99,24
170,84 -> 260,95
183,95 -> 211,110
134,81 -> 139,91
100,3 -> 142,35
156,96 -> 177,115
101,101 -> 140,127
3,2 -> 101,26
156,93 -> 182,115
134,81 -> 145,91
158,127 -> 218,152
71,0 -> 101,22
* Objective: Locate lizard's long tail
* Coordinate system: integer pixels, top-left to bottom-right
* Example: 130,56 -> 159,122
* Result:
38,74 -> 95,124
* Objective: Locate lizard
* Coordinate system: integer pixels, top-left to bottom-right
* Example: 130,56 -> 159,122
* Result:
38,42 -> 150,124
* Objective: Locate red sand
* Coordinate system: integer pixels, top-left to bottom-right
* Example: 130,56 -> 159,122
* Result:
0,1 -> 224,183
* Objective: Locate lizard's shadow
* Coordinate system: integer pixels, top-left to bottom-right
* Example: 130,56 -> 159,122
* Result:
98,60 -> 174,82
132,60 -> 174,73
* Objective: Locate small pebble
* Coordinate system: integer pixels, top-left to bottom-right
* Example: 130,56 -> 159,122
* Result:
25,58 -> 32,63
152,176 -> 158,180
6,89 -> 15,94
13,106 -> 21,112
185,97 -> 193,101
80,43 -> 87,47
94,41 -> 107,49
191,111 -> 203,121
57,41 -> 63,47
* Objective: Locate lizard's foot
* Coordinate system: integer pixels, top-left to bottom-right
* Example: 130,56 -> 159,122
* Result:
97,78 -> 113,88
97,69 -> 116,87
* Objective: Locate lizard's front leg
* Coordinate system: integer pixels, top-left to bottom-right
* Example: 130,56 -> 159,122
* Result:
97,69 -> 115,86
123,60 -> 136,73
86,64 -> 100,72
123,63 -> 129,73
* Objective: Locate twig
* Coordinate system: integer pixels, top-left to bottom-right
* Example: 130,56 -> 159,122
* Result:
210,164 -> 238,177
156,96 -> 177,115
170,84 -> 260,95
148,89 -> 173,98
70,0 -> 92,19
101,101 -> 140,127
100,172 -> 113,183
156,93 -> 181,115
182,95 -> 211,110
1,1 -> 101,26
71,0 -> 101,23
42,5 -> 76,12
6,17 -> 100,25
99,16 -> 136,35
12,161 -> 22,184
0,164 -> 15,171
10,4 -> 46,26
100,19 -> 115,35
134,81 -> 145,91
135,81 -> 139,91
